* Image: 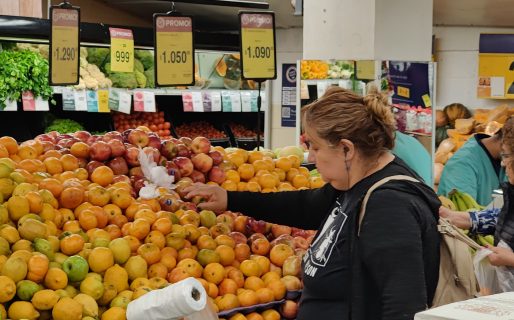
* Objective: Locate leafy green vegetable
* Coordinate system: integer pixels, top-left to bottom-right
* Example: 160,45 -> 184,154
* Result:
144,67 -> 155,88
45,119 -> 84,134
109,72 -> 138,89
134,59 -> 144,73
135,50 -> 154,70
0,49 -> 53,110
135,70 -> 147,88
86,48 -> 110,69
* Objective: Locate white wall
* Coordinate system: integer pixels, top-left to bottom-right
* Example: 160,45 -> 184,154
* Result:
434,26 -> 514,110
269,28 -> 303,149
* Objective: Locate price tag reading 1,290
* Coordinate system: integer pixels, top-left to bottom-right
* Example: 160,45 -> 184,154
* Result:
154,15 -> 194,86
109,27 -> 134,73
239,12 -> 277,80
50,7 -> 80,85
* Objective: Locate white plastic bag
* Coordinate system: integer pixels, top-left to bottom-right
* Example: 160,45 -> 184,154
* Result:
137,147 -> 175,199
473,247 -> 500,295
496,240 -> 514,293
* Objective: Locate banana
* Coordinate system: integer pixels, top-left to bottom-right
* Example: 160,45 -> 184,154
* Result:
453,193 -> 468,211
438,195 -> 457,210
457,191 -> 482,210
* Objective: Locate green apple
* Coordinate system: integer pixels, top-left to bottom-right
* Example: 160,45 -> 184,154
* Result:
16,280 -> 41,301
62,255 -> 89,282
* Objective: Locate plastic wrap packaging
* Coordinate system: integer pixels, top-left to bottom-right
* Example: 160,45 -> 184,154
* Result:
137,147 -> 175,199
126,277 -> 214,320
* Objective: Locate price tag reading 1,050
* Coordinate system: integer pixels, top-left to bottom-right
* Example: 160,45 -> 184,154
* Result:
239,12 -> 276,80
50,7 -> 80,85
109,27 -> 134,73
154,15 -> 194,86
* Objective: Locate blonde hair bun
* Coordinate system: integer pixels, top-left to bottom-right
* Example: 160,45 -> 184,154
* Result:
363,86 -> 395,127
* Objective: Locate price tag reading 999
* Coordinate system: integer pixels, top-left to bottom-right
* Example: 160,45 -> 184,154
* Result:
50,7 -> 80,85
239,12 -> 277,80
109,28 -> 134,73
154,15 -> 194,86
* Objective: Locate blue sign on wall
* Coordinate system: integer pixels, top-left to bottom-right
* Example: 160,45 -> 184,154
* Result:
281,63 -> 297,127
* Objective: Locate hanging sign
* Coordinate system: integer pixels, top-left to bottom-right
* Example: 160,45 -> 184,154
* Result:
109,27 -> 134,72
154,15 -> 194,86
50,6 -> 80,85
239,12 -> 277,80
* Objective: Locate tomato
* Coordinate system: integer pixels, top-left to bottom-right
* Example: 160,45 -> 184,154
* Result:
164,122 -> 171,129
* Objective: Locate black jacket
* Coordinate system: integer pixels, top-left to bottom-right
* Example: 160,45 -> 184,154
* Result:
227,158 -> 440,320
495,182 -> 514,247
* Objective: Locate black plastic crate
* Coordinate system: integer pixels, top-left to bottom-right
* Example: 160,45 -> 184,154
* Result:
235,137 -> 264,150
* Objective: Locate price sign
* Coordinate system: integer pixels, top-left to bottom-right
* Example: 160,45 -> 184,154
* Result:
50,7 -> 80,85
154,15 -> 194,86
239,12 -> 277,80
109,28 -> 134,72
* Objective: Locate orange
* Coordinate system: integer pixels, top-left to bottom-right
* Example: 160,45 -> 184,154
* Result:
247,181 -> 261,192
237,289 -> 259,307
88,247 -> 114,273
219,278 -> 238,295
203,262 -> 226,285
39,178 -> 64,198
104,204 -> 122,219
134,209 -> 157,224
25,191 -> 43,214
123,235 -> 141,253
251,238 -> 270,256
197,235 -> 217,251
227,153 -> 245,168
160,253 -> 177,271
207,282 -> 219,299
244,276 -> 265,291
240,259 -> 262,277
60,154 -> 79,171
227,268 -> 245,288
215,245 -> 236,267
0,136 -> 18,155
225,170 -> 240,183
74,168 -> 88,180
309,176 -> 325,188
110,214 -> 128,228
167,267 -> 190,283
275,157 -> 293,171
152,217 -> 173,235
261,309 -> 281,320
262,271 -> 281,285
137,243 -> 162,265
91,166 -> 114,187
44,267 -> 68,290
221,180 -> 238,191
269,244 -> 294,267
60,233 -> 85,255
292,174 -> 309,189
246,312 -> 264,320
147,262 -> 168,279
0,144 -> 8,158
62,220 -> 81,233
43,157 -> 63,175
234,243 -> 251,262
129,218 -> 151,240
60,187 -> 84,209
287,155 -> 301,168
104,224 -> 122,240
177,247 -> 196,261
176,258 -> 203,278
70,142 -> 90,158
110,188 -> 133,209
251,255 -> 270,274
258,174 -> 276,189
87,186 -> 111,207
237,163 -> 255,181
26,254 -> 49,283
286,168 -> 300,182
74,202 -> 93,218
298,166 -> 310,178
139,198 -> 161,212
255,288 -> 274,304
17,145 -> 37,160
41,150 -> 62,160
266,279 -> 286,300
145,230 -> 166,249
216,293 -> 240,311
247,150 -> 264,164
78,210 -> 98,230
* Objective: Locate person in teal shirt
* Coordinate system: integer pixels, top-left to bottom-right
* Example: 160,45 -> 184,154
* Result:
393,131 -> 432,185
437,132 -> 505,206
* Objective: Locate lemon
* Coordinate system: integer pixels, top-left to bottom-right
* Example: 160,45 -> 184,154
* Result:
2,256 -> 27,282
52,297 -> 83,320
0,275 -> 16,302
80,276 -> 104,300
31,289 -> 60,310
8,301 -> 40,320
73,293 -> 99,318
104,264 -> 128,293
101,306 -> 126,320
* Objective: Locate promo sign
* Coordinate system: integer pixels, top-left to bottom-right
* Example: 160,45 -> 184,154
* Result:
154,15 -> 194,86
50,7 -> 80,85
109,28 -> 134,73
239,12 -> 277,80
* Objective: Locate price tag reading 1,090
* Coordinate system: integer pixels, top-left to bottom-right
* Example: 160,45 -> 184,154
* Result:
50,7 -> 80,85
239,12 -> 277,80
154,15 -> 194,86
109,27 -> 134,73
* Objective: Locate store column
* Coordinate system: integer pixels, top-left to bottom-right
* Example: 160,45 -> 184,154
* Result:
303,0 -> 433,61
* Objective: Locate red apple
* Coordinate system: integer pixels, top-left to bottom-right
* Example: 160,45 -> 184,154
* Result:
249,218 -> 267,235
107,139 -> 126,157
165,161 -> 182,181
191,136 -> 211,154
173,157 -> 194,177
86,135 -> 99,146
280,275 -> 302,291
90,141 -> 111,161
113,174 -> 131,184
248,233 -> 266,244
216,213 -> 234,230
180,201 -> 197,212
272,224 -> 292,239
291,227 -> 309,239
233,216 -> 249,234
219,160 -> 236,172
125,147 -> 140,167
143,146 -> 160,163
108,156 -> 129,175
228,231 -> 248,245
128,129 -> 149,148
132,178 -> 146,195
282,255 -> 302,277
147,134 -> 162,151
179,136 -> 193,147
281,300 -> 298,319
86,161 -> 104,176
102,131 -> 123,142
191,153 -> 213,173
176,144 -> 191,158
293,236 -> 309,250
208,166 -> 226,184
129,166 -> 144,179
271,234 -> 295,249
306,235 -> 315,246
77,157 -> 88,168
189,170 -> 206,183
73,131 -> 92,142
161,140 -> 178,160
208,150 -> 223,166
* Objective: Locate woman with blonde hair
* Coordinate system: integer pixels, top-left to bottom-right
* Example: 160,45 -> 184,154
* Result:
185,86 -> 440,320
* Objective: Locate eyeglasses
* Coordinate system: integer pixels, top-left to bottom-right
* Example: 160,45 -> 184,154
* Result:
501,152 -> 512,161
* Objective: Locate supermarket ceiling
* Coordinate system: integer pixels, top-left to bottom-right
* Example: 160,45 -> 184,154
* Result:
103,0 -> 514,30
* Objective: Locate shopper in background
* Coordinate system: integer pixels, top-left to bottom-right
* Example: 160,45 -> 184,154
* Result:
185,86 -> 440,320
440,117 -> 514,264
437,129 -> 505,206
393,131 -> 432,185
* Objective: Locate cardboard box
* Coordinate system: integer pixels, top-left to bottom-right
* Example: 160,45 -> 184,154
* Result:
415,292 -> 514,320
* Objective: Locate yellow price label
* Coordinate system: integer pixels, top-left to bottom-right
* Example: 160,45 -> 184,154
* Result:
422,94 -> 432,108
240,12 -> 276,80
397,86 -> 410,98
50,8 -> 79,85
154,15 -> 194,86
109,28 -> 134,73
97,90 -> 110,112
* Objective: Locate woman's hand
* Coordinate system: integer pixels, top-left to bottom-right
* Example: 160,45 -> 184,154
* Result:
486,245 -> 514,267
439,206 -> 472,230
183,183 -> 228,213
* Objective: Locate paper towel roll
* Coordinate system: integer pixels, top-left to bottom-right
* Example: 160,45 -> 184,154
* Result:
127,277 -> 207,320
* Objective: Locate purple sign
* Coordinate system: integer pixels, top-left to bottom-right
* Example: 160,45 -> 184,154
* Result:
281,64 -> 297,127
389,61 -> 430,107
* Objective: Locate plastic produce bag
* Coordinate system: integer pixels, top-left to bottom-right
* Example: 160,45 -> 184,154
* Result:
495,240 -> 514,293
473,247 -> 500,295
137,147 -> 175,199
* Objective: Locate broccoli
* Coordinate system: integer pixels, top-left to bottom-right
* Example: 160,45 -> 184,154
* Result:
87,48 -> 110,68
135,70 -> 147,88
45,119 -> 84,134
135,50 -> 154,70
144,67 -> 155,88
134,59 -> 144,73
109,72 -> 138,89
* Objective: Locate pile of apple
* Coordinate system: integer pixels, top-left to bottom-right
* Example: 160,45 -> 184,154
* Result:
113,112 -> 172,139
175,121 -> 227,140
228,123 -> 261,139
0,134 -> 318,320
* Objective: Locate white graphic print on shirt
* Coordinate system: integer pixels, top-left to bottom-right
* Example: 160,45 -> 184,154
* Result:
303,204 -> 347,277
